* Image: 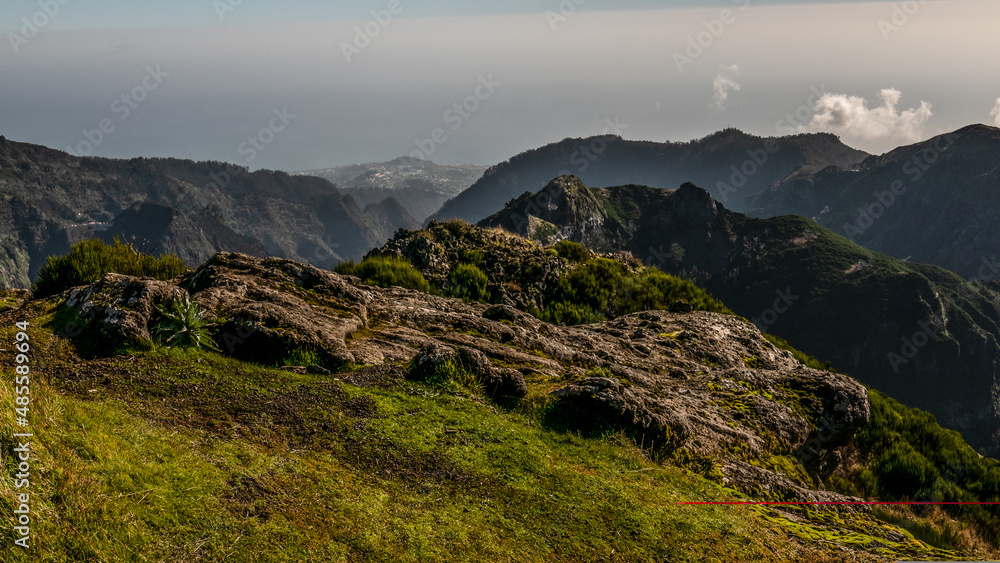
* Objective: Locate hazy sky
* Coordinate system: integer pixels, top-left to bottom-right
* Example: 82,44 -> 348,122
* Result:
2,0 -> 998,171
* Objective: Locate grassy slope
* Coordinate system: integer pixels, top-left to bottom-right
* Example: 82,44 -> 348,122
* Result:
0,298 -> 956,562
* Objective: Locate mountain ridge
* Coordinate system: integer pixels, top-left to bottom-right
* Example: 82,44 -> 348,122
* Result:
749,124 -> 1000,279
430,129 -> 869,224
0,136 -> 419,288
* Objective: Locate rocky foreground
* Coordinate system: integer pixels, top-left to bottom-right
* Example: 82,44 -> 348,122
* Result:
30,252 -> 975,560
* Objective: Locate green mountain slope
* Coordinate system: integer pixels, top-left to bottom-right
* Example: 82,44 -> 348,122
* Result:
480,176 -> 1000,457
752,124 -> 1000,279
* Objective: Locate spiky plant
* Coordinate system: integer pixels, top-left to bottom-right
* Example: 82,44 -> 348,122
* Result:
154,295 -> 219,351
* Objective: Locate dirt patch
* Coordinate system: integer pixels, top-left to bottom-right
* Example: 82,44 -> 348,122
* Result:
341,364 -> 405,388
223,475 -> 281,521
340,395 -> 380,419
340,436 -> 490,495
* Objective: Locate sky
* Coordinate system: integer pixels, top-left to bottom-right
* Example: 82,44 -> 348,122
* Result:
1,0 -> 999,171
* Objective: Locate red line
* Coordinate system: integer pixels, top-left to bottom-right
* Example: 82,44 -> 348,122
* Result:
678,501 -> 1000,506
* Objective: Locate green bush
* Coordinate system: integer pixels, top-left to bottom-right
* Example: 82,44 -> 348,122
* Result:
617,268 -> 733,317
34,238 -> 187,298
532,302 -> 603,326
549,240 -> 592,263
335,255 -> 431,293
842,389 -> 1000,542
447,263 -> 490,303
555,257 -> 623,314
875,443 -> 940,497
407,356 -> 483,395
536,258 -> 732,325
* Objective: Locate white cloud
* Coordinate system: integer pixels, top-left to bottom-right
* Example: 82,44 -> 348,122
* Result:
712,64 -> 741,110
801,88 -> 932,143
990,98 -> 1000,127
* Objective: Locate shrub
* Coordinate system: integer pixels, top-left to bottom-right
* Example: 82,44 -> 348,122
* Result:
335,255 -> 431,293
843,389 -> 1000,544
616,268 -> 732,317
407,355 -> 483,395
34,238 -> 187,298
534,302 -> 603,326
536,258 -> 732,325
447,263 -> 490,302
282,347 -> 322,367
555,257 -> 623,314
549,240 -> 592,263
875,443 -> 940,497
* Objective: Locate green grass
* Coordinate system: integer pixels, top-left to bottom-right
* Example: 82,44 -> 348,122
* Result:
0,358 -> 785,561
534,257 -> 732,325
1,305 -> 945,562
334,255 -> 432,294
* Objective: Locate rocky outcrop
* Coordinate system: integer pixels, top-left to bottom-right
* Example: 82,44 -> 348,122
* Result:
63,274 -> 186,348
369,220 -> 573,310
410,343 -> 528,401
59,252 -> 869,499
0,289 -> 30,311
482,176 -> 1000,456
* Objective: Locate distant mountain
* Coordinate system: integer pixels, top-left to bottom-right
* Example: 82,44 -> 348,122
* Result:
431,129 -> 868,224
100,202 -> 269,266
297,157 -> 487,223
0,136 -> 418,288
481,176 -> 1000,456
751,124 -> 1000,280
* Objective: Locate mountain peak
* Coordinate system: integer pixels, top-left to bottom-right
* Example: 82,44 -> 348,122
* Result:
955,123 -> 1000,137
